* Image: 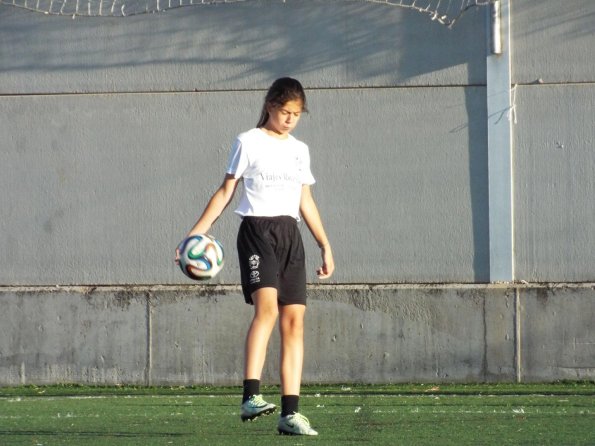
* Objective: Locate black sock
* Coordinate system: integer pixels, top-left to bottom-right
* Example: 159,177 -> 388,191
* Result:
242,379 -> 260,403
281,395 -> 299,417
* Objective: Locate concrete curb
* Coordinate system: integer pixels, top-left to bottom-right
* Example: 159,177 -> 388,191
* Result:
1,284 -> 593,386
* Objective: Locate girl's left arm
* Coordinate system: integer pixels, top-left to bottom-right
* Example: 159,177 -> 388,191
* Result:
300,185 -> 335,279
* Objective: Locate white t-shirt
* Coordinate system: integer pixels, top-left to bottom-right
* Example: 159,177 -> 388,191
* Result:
226,128 -> 316,219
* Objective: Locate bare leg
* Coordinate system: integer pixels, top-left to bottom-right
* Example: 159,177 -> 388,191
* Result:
279,304 -> 306,396
244,287 -> 279,380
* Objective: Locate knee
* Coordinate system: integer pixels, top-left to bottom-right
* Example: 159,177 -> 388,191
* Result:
254,306 -> 279,324
280,314 -> 304,336
251,289 -> 279,323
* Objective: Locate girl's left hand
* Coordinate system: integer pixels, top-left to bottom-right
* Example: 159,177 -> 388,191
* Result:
317,245 -> 334,279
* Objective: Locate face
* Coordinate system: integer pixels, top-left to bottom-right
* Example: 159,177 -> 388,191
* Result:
264,99 -> 303,137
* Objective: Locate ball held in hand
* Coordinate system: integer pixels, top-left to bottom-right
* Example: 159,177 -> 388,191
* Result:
178,234 -> 224,281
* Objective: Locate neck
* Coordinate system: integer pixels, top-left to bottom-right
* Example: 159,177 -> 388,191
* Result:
260,126 -> 289,139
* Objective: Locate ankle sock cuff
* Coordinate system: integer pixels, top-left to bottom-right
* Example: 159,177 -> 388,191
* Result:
281,395 -> 299,416
242,379 -> 260,403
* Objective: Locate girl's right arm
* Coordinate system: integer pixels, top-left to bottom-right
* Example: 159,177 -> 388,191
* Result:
186,173 -> 240,236
176,174 -> 239,264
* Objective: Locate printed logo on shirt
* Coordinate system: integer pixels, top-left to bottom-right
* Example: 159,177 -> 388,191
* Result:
259,171 -> 300,188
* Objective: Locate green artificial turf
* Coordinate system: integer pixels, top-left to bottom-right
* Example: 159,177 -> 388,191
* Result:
0,383 -> 593,445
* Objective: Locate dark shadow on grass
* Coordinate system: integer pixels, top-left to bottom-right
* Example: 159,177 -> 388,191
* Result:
0,430 -> 187,437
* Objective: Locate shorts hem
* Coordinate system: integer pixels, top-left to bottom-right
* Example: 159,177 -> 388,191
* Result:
242,284 -> 307,306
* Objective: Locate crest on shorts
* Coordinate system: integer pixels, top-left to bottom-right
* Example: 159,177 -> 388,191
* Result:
248,254 -> 260,270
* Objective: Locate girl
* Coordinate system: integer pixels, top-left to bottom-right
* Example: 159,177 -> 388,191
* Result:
178,77 -> 334,436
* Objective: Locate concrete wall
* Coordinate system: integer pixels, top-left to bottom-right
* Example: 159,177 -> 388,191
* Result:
1,1 -> 594,385
1,284 -> 593,385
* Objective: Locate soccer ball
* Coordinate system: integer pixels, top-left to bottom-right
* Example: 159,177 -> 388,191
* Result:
178,234 -> 225,281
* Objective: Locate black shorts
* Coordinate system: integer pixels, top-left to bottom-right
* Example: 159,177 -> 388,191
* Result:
237,216 -> 307,306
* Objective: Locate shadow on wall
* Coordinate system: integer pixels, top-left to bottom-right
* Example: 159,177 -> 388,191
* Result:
0,1 -> 487,89
3,1 -> 591,85
511,0 -> 595,40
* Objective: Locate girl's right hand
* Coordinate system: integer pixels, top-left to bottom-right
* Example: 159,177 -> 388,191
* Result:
175,232 -> 202,266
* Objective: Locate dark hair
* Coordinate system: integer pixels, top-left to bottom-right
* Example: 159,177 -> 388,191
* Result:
256,77 -> 308,128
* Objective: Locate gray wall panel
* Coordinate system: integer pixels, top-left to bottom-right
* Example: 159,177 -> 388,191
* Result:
0,92 -> 249,285
303,87 -> 489,283
0,2 -> 486,94
1,87 -> 488,285
0,289 -> 148,385
514,85 -> 595,281
512,1 -> 595,84
520,286 -> 595,382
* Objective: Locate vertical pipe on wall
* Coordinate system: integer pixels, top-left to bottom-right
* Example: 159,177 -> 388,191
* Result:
514,287 -> 523,382
486,0 -> 514,282
490,0 -> 502,55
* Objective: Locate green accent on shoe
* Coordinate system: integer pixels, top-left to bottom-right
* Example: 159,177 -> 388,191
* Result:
240,394 -> 276,422
278,412 -> 318,436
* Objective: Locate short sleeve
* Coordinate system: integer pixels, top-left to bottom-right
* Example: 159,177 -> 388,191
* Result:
226,137 -> 248,179
301,146 -> 316,185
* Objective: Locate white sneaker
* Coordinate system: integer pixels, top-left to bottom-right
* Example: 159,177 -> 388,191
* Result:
240,394 -> 276,422
278,412 -> 318,436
